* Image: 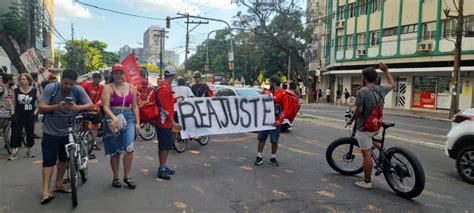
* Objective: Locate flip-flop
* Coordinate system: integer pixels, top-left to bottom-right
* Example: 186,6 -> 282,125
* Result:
53,188 -> 72,193
40,195 -> 54,205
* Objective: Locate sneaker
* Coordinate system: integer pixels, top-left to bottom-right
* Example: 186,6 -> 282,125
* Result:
7,155 -> 17,161
157,168 -> 171,180
354,181 -> 372,189
26,150 -> 35,158
270,158 -> 279,166
165,167 -> 175,175
254,157 -> 263,166
93,144 -> 101,151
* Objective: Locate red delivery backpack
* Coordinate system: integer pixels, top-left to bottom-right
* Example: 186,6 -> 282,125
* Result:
283,90 -> 300,123
364,89 -> 384,132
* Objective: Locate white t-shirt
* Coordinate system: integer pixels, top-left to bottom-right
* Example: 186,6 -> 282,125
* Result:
173,86 -> 194,108
325,89 -> 331,96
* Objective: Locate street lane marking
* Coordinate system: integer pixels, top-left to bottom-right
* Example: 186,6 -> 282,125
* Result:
189,150 -> 200,155
272,189 -> 289,198
173,201 -> 188,209
240,165 -> 253,171
367,204 -> 382,212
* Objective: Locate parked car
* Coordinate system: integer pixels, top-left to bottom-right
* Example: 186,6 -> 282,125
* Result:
445,107 -> 474,184
215,87 -> 260,97
209,84 -> 232,93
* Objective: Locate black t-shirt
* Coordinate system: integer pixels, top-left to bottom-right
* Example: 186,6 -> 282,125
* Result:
14,88 -> 37,115
191,84 -> 210,97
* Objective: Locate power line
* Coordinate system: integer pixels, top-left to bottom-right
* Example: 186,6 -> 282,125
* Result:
76,0 -> 165,21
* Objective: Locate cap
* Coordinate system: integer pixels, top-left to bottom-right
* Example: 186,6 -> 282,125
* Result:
48,73 -> 57,81
112,63 -> 125,72
269,76 -> 281,85
193,71 -> 201,79
164,66 -> 177,76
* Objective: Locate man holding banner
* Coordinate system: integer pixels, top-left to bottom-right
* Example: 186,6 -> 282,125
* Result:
255,76 -> 290,167
155,66 -> 182,180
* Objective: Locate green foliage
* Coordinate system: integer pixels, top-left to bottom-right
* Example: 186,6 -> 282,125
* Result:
61,39 -> 119,74
0,3 -> 28,46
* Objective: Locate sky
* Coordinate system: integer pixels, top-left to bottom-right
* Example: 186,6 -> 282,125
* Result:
53,0 -> 243,65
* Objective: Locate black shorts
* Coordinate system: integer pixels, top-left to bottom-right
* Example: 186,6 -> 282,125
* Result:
156,128 -> 173,150
258,125 -> 281,144
84,113 -> 102,124
41,133 -> 68,167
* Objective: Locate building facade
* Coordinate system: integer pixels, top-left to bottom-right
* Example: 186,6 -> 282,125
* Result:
309,0 -> 474,111
164,50 -> 179,66
143,25 -> 164,65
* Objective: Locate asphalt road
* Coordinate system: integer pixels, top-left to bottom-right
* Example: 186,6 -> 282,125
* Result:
0,118 -> 472,212
300,105 -> 451,136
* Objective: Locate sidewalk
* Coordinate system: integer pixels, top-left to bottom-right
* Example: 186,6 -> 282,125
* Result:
301,102 -> 451,121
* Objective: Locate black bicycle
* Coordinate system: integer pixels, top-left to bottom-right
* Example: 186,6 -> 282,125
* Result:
326,109 -> 425,199
64,115 -> 89,207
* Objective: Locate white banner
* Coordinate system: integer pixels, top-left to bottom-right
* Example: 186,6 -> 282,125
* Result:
177,95 -> 276,139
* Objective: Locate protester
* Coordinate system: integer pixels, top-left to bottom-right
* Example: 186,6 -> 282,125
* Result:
335,89 -> 342,106
191,71 -> 214,97
173,78 -> 194,103
155,66 -> 182,180
325,87 -> 331,103
312,88 -> 317,101
8,73 -> 40,160
0,74 -> 14,137
137,80 -> 152,105
318,88 -> 323,102
80,73 -> 104,151
254,76 -> 290,167
346,62 -> 395,189
343,88 -> 351,105
101,63 -> 140,189
38,69 -> 93,204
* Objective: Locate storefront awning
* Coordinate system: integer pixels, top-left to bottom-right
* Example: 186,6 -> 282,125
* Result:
322,66 -> 474,75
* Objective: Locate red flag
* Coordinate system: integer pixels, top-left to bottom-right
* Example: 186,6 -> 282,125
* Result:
121,54 -> 144,86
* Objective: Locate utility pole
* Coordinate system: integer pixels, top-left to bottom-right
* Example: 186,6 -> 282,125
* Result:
445,0 -> 464,118
55,42 -> 62,68
184,14 -> 189,72
159,29 -> 168,79
71,23 -> 75,70
29,0 -> 37,49
287,54 -> 291,82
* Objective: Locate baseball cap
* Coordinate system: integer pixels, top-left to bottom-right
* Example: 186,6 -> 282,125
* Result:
193,71 -> 201,78
112,63 -> 125,72
269,76 -> 281,85
48,73 -> 57,81
164,66 -> 177,76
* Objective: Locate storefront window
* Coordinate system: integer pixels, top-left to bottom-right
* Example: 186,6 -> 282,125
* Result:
413,77 -> 437,109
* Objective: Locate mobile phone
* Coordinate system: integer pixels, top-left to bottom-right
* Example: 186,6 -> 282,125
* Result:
65,96 -> 74,103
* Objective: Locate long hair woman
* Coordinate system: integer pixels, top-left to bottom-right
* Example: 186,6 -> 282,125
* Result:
101,63 -> 140,189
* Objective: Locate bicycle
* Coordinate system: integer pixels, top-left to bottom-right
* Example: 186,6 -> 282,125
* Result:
64,114 -> 89,207
325,109 -> 425,199
138,122 -> 156,141
172,128 -> 209,153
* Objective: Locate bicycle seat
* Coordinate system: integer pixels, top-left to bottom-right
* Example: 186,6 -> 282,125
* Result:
382,122 -> 395,129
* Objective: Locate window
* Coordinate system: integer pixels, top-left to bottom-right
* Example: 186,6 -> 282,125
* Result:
383,27 -> 397,37
349,3 -> 356,18
338,5 -> 345,20
443,19 -> 456,38
357,33 -> 366,49
423,22 -> 437,40
359,0 -> 367,15
370,31 -> 380,46
371,0 -> 382,13
465,16 -> 474,36
402,24 -> 417,34
347,35 -> 354,50
337,36 -> 344,50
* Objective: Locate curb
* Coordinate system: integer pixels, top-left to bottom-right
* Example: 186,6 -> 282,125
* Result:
300,104 -> 451,122
297,113 -> 445,151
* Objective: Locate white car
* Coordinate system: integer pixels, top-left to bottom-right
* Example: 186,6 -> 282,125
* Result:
445,107 -> 474,184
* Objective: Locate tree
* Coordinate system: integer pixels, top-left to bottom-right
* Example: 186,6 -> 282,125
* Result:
62,39 -> 118,74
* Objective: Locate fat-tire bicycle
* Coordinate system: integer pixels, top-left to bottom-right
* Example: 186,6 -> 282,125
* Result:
325,109 -> 425,199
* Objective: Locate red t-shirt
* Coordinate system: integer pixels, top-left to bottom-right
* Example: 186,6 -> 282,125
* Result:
155,81 -> 175,128
80,81 -> 104,105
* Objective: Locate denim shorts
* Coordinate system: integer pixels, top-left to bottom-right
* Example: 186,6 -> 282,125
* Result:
103,108 -> 136,156
41,133 -> 68,167
156,128 -> 173,151
258,125 -> 281,144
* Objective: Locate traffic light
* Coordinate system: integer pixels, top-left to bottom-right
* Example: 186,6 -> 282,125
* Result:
166,16 -> 170,28
318,59 -> 322,69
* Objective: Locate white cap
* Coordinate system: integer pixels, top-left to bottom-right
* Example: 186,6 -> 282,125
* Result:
164,66 -> 177,76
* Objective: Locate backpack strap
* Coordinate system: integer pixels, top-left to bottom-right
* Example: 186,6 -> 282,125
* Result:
49,83 -> 82,104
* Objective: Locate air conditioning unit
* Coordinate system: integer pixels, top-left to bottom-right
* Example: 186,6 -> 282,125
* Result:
356,49 -> 366,57
417,41 -> 433,52
336,20 -> 345,29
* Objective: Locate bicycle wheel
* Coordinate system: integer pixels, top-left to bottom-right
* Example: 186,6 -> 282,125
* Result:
68,149 -> 78,207
139,123 -> 156,141
197,135 -> 209,146
383,146 -> 425,199
78,124 -> 94,155
173,132 -> 188,153
4,123 -> 11,155
79,137 -> 89,183
326,137 -> 363,175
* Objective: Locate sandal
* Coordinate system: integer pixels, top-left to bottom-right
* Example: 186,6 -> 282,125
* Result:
112,179 -> 121,188
40,194 -> 54,205
53,187 -> 71,193
123,177 -> 136,189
